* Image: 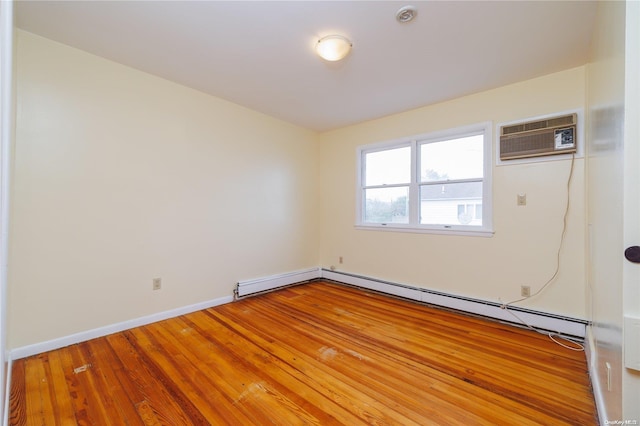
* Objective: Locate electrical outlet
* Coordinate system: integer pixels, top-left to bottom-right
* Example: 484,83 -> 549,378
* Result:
521,285 -> 531,297
339,256 -> 343,264
152,278 -> 162,291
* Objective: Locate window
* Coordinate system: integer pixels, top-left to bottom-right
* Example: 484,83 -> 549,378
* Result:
357,123 -> 493,236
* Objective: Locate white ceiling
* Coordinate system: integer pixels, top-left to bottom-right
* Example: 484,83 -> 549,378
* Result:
15,1 -> 597,132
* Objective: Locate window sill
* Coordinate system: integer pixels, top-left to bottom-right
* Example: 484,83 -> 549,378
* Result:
355,224 -> 495,238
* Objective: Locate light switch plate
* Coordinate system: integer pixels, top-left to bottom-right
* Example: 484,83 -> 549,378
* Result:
517,193 -> 527,206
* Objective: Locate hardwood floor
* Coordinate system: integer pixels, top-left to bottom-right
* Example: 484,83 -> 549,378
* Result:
10,281 -> 598,425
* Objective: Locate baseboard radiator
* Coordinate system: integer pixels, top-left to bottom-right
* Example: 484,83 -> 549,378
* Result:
321,269 -> 588,338
235,267 -> 587,338
235,267 -> 322,298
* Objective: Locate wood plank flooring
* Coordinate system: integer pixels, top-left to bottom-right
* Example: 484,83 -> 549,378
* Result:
9,281 -> 598,425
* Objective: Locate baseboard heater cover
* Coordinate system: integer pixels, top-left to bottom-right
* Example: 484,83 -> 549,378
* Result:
321,269 -> 588,338
236,267 -> 322,298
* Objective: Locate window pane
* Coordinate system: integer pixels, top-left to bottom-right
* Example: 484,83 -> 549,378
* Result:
420,135 -> 483,182
420,182 -> 482,226
364,187 -> 409,224
365,146 -> 411,186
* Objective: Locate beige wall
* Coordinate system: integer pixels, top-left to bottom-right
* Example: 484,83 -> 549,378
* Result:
318,67 -> 587,318
9,30 -> 590,350
9,31 -> 319,348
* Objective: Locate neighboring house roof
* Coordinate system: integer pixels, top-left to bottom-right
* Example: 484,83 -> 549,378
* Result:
420,182 -> 481,201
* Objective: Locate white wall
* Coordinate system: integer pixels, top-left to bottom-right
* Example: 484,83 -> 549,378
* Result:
586,1 -> 626,422
622,1 -> 640,419
585,1 -> 640,422
319,67 -> 587,319
0,0 -> 14,420
8,30 -> 319,348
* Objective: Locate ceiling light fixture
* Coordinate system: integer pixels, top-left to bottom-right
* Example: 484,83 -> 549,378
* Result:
315,35 -> 352,61
396,5 -> 417,23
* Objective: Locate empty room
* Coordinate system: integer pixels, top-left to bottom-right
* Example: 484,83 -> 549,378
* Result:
0,1 -> 639,425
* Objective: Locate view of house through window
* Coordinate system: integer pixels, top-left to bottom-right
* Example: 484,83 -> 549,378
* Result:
419,134 -> 483,226
358,125 -> 492,235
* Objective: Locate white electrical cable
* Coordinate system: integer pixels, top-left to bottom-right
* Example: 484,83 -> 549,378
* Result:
503,305 -> 585,351
501,154 -> 584,351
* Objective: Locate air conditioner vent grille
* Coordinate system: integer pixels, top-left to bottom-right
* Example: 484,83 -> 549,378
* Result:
499,113 -> 577,161
501,114 -> 575,136
500,131 -> 557,156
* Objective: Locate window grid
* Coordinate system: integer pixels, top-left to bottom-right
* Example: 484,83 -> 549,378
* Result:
357,123 -> 493,236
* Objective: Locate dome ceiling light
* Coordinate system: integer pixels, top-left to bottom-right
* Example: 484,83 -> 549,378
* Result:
396,5 -> 418,23
315,35 -> 352,61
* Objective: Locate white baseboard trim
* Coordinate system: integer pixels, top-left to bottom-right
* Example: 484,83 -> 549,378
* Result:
10,294 -> 234,360
2,355 -> 11,426
9,266 -> 588,360
11,267 -> 321,360
584,328 -> 607,425
236,267 -> 321,298
321,269 -> 588,338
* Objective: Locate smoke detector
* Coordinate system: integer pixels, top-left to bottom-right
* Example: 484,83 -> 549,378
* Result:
396,5 -> 417,23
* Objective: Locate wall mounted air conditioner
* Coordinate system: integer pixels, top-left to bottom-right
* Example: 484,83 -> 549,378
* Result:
499,113 -> 577,161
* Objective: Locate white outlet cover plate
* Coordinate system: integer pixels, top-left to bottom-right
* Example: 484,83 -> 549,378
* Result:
624,316 -> 640,371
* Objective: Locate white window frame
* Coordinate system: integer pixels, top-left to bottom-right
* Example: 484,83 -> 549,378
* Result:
356,122 -> 494,237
